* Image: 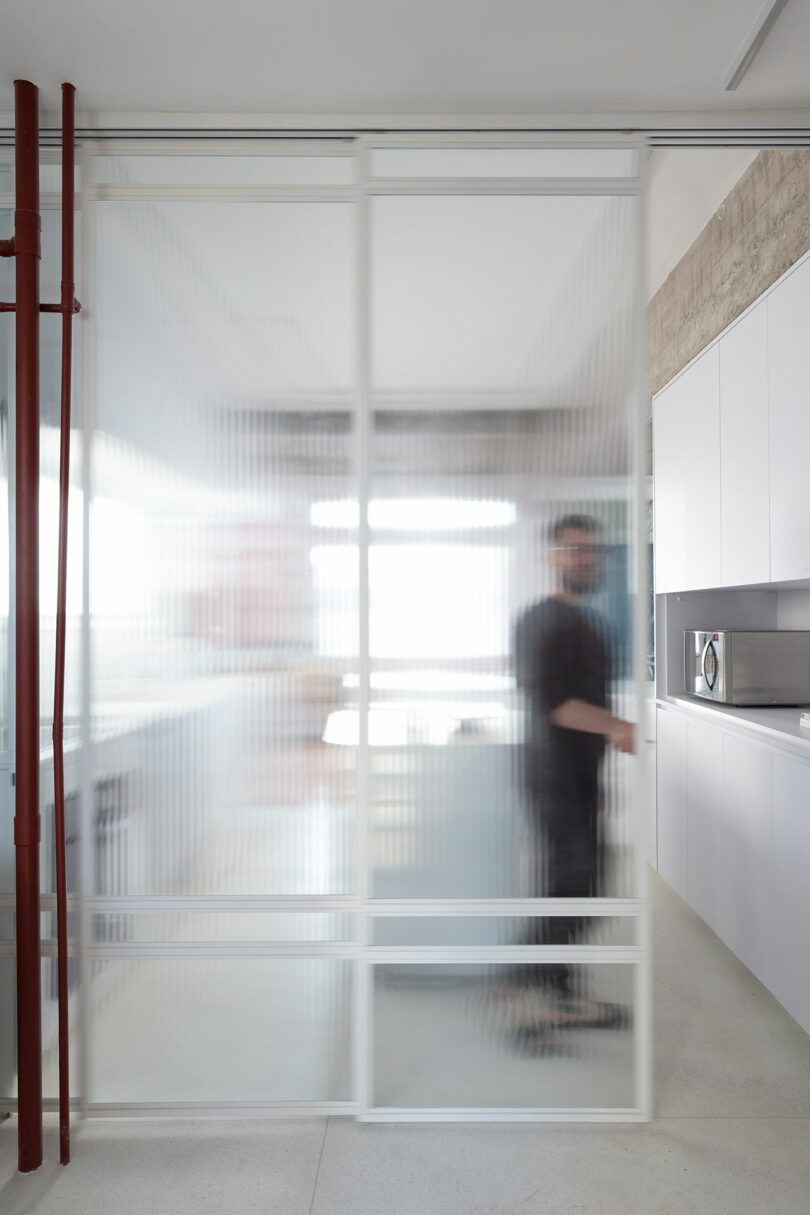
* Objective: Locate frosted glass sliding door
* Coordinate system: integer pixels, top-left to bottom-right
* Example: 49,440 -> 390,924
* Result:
82,149 -> 358,1105
363,144 -> 647,1117
1,138 -> 646,1118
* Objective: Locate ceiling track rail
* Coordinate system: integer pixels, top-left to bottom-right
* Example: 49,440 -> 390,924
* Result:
1,127 -> 810,149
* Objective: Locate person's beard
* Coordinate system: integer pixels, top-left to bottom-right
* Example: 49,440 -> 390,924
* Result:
563,568 -> 600,596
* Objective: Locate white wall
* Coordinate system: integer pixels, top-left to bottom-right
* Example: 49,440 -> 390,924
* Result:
646,148 -> 758,298
777,589 -> 810,629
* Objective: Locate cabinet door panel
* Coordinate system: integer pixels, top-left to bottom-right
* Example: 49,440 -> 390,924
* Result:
721,734 -> 773,986
771,755 -> 810,1034
653,347 -> 720,593
686,719 -> 724,932
656,709 -> 687,898
653,377 -> 686,594
719,304 -> 770,587
768,256 -> 810,582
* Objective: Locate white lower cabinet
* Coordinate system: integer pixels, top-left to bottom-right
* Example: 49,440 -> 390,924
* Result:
720,734 -> 773,987
645,740 -> 657,869
686,720 -> 724,931
771,756 -> 810,1034
656,710 -> 687,899
656,707 -> 810,1035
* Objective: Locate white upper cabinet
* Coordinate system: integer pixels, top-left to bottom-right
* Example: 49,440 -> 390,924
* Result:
654,345 -> 721,593
768,255 -> 810,582
654,251 -> 810,593
719,303 -> 770,587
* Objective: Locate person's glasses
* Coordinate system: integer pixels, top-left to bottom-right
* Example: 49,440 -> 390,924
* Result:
552,544 -> 602,557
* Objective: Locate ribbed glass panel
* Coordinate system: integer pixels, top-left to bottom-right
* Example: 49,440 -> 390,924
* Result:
369,148 -> 638,179
87,958 -> 351,1102
41,954 -> 81,1101
90,911 -> 354,943
369,188 -> 642,907
0,192 -> 14,1110
0,200 -> 11,757
373,963 -> 636,1109
372,916 -> 637,947
0,952 -> 84,1102
89,196 -> 357,899
37,202 -> 84,899
0,162 -> 66,193
93,154 -> 354,187
0,956 -> 14,1101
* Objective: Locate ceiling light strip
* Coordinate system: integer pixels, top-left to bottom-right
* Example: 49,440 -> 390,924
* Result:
724,0 -> 792,91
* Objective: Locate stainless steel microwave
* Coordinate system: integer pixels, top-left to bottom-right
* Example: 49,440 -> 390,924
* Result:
684,630 -> 810,706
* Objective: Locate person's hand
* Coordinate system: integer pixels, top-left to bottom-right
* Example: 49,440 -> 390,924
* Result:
607,719 -> 635,754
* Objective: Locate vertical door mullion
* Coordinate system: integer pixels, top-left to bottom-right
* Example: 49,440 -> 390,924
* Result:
353,139 -> 373,1116
632,148 -> 652,1119
78,140 -> 96,1114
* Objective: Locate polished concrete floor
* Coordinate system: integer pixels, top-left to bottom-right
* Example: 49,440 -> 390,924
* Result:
2,873 -> 809,1215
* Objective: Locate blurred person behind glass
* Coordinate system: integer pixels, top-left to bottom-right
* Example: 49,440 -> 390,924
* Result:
512,513 -> 634,1042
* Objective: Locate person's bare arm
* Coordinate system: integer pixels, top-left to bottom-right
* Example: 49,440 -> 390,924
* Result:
550,699 -> 635,753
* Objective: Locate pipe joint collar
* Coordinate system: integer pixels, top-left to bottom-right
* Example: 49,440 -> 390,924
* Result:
14,210 -> 41,260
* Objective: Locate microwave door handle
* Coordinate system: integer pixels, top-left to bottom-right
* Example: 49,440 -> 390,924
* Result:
702,639 -> 718,691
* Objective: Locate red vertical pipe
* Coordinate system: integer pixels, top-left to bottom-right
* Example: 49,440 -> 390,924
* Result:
53,81 -> 76,1167
13,78 -> 43,1175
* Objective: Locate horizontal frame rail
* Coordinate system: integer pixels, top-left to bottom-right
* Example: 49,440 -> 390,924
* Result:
363,1108 -> 646,1122
0,895 -> 643,914
0,1098 -> 358,1117
0,939 -> 641,963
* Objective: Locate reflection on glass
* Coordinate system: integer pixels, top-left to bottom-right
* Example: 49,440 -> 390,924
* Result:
374,964 -> 635,1109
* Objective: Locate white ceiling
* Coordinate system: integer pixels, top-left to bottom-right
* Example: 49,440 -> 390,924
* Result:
1,0 -> 810,120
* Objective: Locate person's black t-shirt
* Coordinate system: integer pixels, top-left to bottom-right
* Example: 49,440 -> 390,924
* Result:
514,597 -> 608,810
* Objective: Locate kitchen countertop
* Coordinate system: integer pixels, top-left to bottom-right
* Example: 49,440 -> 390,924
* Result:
661,694 -> 810,761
